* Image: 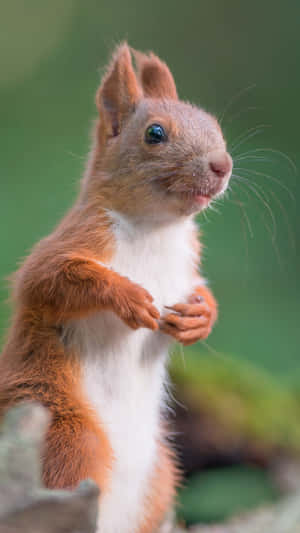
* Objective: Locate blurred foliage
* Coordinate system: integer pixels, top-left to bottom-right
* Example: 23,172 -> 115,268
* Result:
177,490 -> 300,533
0,0 -> 299,526
171,350 -> 300,453
171,350 -> 300,524
177,465 -> 278,525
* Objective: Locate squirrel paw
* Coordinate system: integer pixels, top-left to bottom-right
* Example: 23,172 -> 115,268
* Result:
160,293 -> 215,346
112,277 -> 160,331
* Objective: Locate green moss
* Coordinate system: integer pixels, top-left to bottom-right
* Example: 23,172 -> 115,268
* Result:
170,350 -> 300,452
177,465 -> 278,525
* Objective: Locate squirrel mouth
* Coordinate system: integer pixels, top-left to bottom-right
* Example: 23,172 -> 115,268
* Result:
165,178 -> 227,209
167,188 -> 214,209
186,181 -> 227,205
181,186 -> 224,209
192,194 -> 211,208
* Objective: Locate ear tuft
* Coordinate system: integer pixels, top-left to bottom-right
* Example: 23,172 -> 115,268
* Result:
133,49 -> 178,100
96,42 -> 142,138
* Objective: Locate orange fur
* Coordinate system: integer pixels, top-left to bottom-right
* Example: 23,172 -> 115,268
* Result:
133,49 -> 178,100
0,310 -> 112,491
160,287 -> 217,346
0,42 -> 229,532
138,444 -> 179,533
96,43 -> 143,139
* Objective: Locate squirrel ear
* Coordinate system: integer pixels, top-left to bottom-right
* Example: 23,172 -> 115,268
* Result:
96,43 -> 142,138
133,50 -> 178,100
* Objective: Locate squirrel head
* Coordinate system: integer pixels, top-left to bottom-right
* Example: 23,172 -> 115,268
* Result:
84,43 -> 232,222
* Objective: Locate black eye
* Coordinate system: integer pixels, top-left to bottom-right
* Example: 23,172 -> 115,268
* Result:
145,124 -> 167,144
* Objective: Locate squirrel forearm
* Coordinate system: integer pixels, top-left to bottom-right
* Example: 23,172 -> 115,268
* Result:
16,253 -> 118,322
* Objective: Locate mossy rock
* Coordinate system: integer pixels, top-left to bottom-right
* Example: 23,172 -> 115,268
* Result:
177,465 -> 278,525
170,350 -> 300,453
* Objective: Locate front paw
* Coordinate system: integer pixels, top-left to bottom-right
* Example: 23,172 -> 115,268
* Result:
112,277 -> 160,331
160,299 -> 214,346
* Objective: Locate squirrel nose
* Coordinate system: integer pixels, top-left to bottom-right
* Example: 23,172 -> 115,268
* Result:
208,151 -> 232,178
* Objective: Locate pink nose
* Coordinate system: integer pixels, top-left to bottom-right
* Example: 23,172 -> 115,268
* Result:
209,151 -> 232,178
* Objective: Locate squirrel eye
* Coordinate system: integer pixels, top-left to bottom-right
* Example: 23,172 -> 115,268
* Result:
145,124 -> 167,144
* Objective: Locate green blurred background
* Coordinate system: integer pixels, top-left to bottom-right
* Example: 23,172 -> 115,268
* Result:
1,0 -> 299,525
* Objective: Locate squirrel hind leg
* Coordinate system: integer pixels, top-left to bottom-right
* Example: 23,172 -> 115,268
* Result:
42,407 -> 112,492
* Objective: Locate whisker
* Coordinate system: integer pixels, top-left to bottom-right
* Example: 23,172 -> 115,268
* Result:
218,84 -> 257,126
231,184 -> 254,239
207,201 -> 221,215
200,340 -> 224,358
233,175 -> 288,270
233,173 -> 277,242
263,215 -> 284,271
226,106 -> 262,124
230,187 -> 251,275
200,208 -> 210,224
234,155 -> 274,163
66,150 -> 85,161
268,188 -> 296,251
233,167 -> 295,203
230,125 -> 271,154
234,148 -> 297,174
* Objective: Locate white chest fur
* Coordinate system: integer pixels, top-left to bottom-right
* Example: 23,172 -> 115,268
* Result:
71,213 -> 197,533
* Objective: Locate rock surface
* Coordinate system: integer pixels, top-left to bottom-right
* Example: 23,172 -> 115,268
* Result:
1,402 -> 300,533
0,402 -> 99,533
175,492 -> 300,533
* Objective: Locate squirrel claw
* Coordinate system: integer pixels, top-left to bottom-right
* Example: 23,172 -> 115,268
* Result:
161,290 -> 216,345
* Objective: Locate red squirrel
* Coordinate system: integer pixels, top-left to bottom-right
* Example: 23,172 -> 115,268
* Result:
0,44 -> 232,533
